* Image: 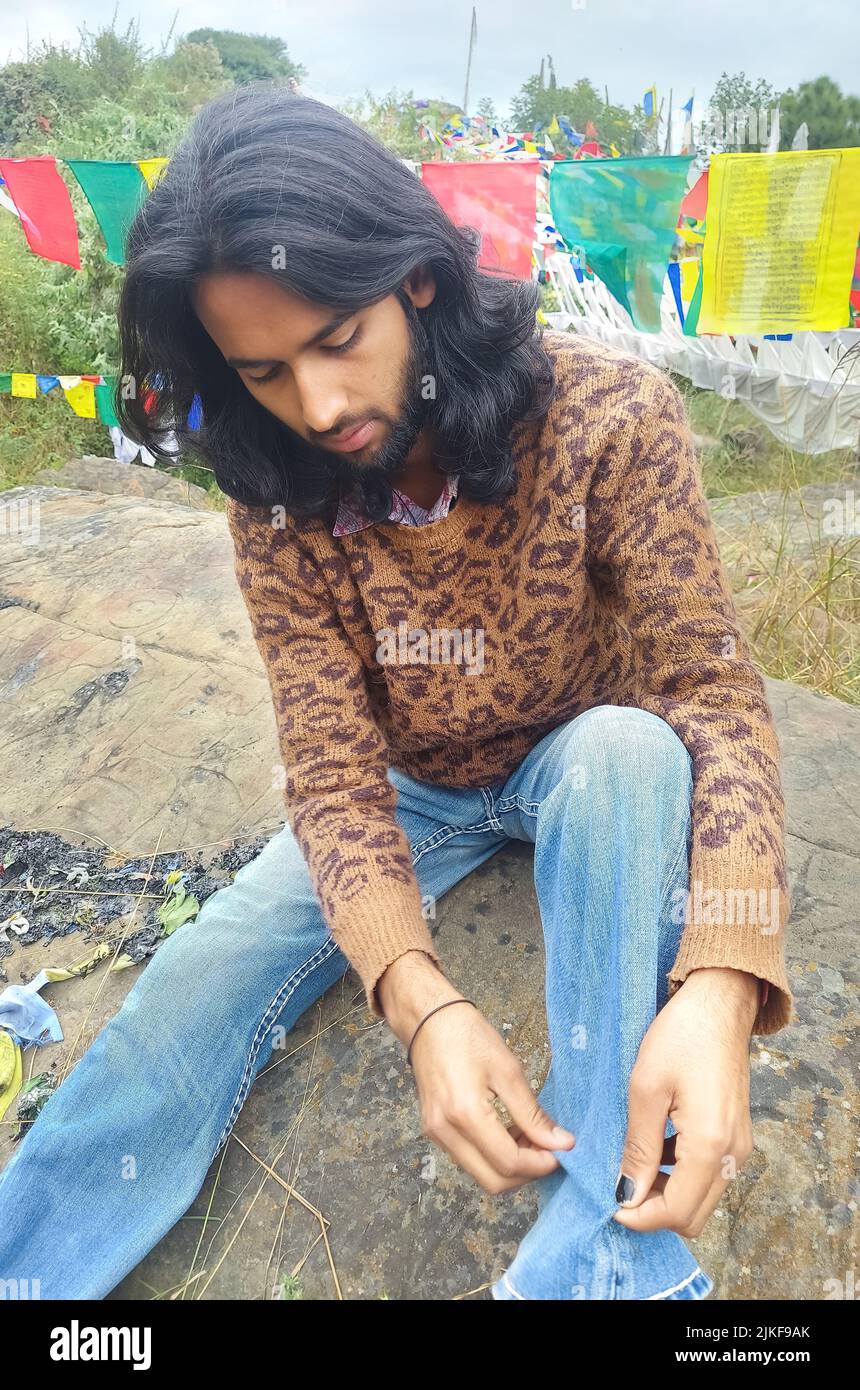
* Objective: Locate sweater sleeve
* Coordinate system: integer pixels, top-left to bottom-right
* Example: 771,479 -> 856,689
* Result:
224,498 -> 444,1018
587,368 -> 794,1036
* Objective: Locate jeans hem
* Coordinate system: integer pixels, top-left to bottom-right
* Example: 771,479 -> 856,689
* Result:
490,1263 -> 713,1301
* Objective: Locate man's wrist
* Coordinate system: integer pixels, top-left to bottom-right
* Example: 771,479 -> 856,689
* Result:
376,950 -> 460,1044
681,967 -> 761,1029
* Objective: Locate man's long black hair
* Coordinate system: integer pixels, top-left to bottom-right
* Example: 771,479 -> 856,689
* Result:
116,82 -> 557,521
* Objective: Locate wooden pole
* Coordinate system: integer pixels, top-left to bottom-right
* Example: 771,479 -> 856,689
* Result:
463,7 -> 477,116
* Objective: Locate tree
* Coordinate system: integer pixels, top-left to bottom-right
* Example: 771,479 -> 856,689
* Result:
707,72 -> 779,150
779,77 -> 860,149
184,29 -> 305,86
509,70 -> 645,153
476,95 -> 499,129
341,90 -> 470,161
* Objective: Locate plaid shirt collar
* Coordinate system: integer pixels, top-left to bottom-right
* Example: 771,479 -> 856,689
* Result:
332,472 -> 460,537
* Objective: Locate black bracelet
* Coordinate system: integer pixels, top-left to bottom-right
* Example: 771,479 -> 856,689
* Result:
406,998 -> 477,1068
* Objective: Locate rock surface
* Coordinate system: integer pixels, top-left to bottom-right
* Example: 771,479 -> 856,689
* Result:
33,457 -> 215,511
0,485 -> 857,1301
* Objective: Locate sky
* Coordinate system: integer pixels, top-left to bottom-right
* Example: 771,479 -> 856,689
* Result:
2,0 -> 857,119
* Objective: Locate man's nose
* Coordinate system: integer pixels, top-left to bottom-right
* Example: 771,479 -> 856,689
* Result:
294,366 -> 349,437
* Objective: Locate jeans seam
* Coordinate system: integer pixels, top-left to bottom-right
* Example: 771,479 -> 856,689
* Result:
481,786 -> 506,831
211,936 -> 342,1160
410,818 -> 503,864
494,792 -> 542,819
658,810 -> 692,918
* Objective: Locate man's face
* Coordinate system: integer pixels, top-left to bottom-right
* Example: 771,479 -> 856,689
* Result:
192,271 -> 433,483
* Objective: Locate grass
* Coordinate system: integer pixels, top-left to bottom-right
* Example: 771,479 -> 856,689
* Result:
677,377 -> 860,705
0,393 -> 109,491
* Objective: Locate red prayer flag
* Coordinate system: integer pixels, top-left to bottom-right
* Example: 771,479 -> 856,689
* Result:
679,171 -> 708,224
0,155 -> 80,269
420,160 -> 538,279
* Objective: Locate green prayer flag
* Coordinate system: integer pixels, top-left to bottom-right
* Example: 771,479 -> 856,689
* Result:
682,263 -> 704,337
65,161 -> 148,265
95,376 -> 120,428
550,155 -> 693,332
0,373 -> 11,393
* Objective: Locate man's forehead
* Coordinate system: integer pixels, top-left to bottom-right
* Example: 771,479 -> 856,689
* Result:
192,273 -> 348,356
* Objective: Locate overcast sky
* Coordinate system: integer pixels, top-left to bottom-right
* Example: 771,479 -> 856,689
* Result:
3,0 -> 857,117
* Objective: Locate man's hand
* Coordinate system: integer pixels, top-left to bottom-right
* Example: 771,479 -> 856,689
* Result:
378,951 -> 575,1194
612,966 -> 760,1238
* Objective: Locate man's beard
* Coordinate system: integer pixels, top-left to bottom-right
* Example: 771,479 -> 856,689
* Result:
294,312 -> 434,521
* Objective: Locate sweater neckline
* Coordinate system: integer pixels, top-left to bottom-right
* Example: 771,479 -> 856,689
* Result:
366,418 -> 535,553
368,480 -> 480,550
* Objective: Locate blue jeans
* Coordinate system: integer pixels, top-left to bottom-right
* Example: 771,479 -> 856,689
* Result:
0,706 -> 712,1301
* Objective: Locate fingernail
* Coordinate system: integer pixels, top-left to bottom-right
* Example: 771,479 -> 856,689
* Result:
615,1173 -> 636,1204
553,1126 -> 573,1145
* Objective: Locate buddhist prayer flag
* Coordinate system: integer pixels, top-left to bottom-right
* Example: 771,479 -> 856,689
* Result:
699,149 -> 860,334
679,257 -> 701,302
65,160 -> 149,265
11,373 -> 37,398
680,170 -> 709,223
94,377 -> 121,427
136,158 -> 168,191
549,155 -> 693,330
643,87 -> 657,119
421,160 -> 539,279
61,378 -> 97,418
0,156 -> 80,268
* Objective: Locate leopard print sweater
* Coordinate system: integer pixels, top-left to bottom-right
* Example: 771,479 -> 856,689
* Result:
225,330 -> 793,1036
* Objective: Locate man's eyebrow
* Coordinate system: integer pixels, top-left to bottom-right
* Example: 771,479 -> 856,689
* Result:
225,309 -> 355,368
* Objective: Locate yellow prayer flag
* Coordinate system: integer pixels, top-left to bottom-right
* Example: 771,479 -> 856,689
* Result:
63,380 -> 96,418
679,258 -> 700,302
137,158 -> 169,191
548,116 -> 562,139
11,373 -> 37,399
699,148 -> 860,334
610,143 -> 621,158
523,140 -> 537,153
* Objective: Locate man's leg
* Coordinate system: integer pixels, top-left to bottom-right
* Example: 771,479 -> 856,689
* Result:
487,705 -> 714,1300
0,770 -> 508,1299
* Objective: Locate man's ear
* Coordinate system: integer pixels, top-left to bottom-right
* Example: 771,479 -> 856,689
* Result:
403,264 -> 437,310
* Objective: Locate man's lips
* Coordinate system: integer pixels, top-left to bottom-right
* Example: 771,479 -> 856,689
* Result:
322,419 -> 377,452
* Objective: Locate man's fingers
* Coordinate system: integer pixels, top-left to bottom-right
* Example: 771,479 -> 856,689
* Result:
465,1101 -> 561,1182
614,1140 -> 721,1232
432,1113 -> 558,1192
495,1067 -> 575,1153
614,1085 -> 672,1209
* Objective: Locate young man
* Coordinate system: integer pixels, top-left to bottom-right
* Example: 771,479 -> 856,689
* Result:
0,85 -> 792,1300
